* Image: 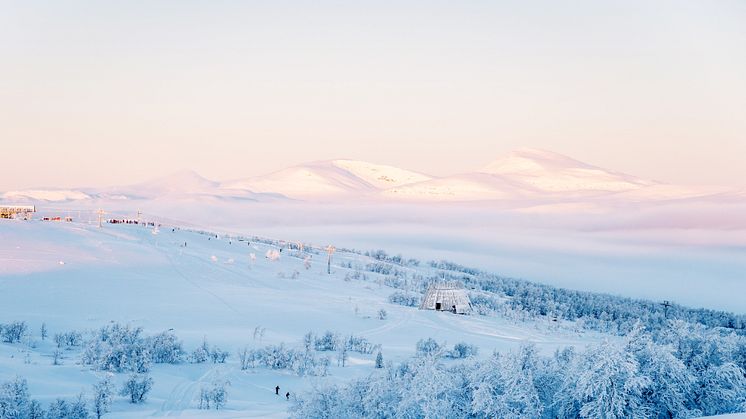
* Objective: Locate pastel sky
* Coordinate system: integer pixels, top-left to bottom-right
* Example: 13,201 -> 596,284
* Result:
1,0 -> 744,190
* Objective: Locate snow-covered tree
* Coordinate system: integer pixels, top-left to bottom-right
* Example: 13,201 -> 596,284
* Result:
147,330 -> 184,364
557,340 -> 650,419
120,374 -> 153,404
68,394 -> 89,419
337,345 -> 349,367
415,338 -> 442,357
375,352 -> 384,369
303,332 -> 314,352
625,325 -> 698,418
92,377 -> 113,419
210,347 -> 230,363
470,346 -> 542,418
697,362 -> 746,416
198,380 -> 230,410
0,376 -> 31,419
1,321 -> 27,343
449,342 -> 479,359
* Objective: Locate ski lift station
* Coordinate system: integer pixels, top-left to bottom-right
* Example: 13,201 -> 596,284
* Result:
0,205 -> 35,219
419,282 -> 472,314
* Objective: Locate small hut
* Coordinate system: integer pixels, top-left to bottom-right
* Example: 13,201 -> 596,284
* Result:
419,282 -> 472,314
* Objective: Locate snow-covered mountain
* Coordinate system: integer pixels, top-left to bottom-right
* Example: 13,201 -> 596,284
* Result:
2,150 -> 740,204
478,148 -> 656,194
220,159 -> 432,200
1,189 -> 92,202
382,148 -> 657,201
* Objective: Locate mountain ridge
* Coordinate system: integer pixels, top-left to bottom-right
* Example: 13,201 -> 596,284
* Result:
1,150 -> 737,204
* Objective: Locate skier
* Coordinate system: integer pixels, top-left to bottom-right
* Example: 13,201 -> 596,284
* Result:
275,385 -> 280,395
286,391 -> 290,400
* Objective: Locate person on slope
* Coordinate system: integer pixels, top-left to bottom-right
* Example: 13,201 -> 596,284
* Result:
286,392 -> 290,400
275,385 -> 280,395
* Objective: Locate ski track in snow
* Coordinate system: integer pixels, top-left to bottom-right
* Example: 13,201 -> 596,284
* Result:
158,366 -> 223,416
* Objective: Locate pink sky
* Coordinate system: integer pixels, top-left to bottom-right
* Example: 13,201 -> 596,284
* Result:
1,1 -> 744,190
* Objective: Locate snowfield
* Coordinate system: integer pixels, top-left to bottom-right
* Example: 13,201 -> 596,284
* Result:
0,219 -> 600,417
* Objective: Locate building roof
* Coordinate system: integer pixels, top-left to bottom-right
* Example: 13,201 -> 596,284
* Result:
419,282 -> 472,313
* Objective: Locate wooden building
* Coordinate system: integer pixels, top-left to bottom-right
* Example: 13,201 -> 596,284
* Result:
0,205 -> 36,219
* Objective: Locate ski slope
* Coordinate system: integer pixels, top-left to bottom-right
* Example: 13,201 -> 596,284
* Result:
0,219 -> 600,417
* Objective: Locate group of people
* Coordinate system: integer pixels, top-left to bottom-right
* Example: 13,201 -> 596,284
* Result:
275,385 -> 290,400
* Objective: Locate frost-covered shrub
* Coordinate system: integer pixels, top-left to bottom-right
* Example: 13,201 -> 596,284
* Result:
47,394 -> 88,419
54,331 -> 83,349
245,344 -> 329,377
469,293 -> 503,314
344,335 -> 378,355
378,309 -> 388,320
0,376 -> 32,417
83,324 -> 150,373
147,331 -> 185,364
365,250 -> 420,267
415,338 -> 442,357
120,374 -> 153,404
314,331 -> 339,352
383,276 -> 406,289
388,292 -> 420,307
303,332 -> 314,352
365,262 -> 393,275
191,346 -> 209,364
1,321 -> 27,343
199,380 -> 230,410
210,347 -> 230,363
448,342 -> 478,359
428,260 -> 480,275
92,378 -> 113,419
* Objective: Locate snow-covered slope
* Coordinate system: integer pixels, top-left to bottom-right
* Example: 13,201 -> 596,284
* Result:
0,219 -> 597,417
330,159 -> 432,189
381,173 -> 529,201
479,148 -> 655,194
221,162 -> 376,198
